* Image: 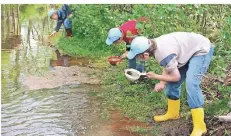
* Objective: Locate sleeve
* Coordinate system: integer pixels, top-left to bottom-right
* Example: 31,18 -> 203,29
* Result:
159,54 -> 178,72
55,20 -> 63,32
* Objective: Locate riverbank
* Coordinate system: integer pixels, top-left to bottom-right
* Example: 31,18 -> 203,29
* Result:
52,4 -> 231,135
55,36 -> 231,135
2,4 -> 231,136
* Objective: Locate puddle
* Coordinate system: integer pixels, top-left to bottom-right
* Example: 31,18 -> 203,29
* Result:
50,49 -> 91,67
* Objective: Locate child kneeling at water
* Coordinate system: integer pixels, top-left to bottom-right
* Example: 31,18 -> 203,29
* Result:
127,32 -> 214,136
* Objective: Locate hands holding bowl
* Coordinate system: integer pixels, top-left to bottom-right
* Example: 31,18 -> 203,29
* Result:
107,52 -> 128,66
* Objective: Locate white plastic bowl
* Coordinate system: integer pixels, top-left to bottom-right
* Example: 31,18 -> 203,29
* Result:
124,69 -> 146,82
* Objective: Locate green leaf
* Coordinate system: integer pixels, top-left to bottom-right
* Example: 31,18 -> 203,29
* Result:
145,24 -> 152,28
136,22 -> 144,29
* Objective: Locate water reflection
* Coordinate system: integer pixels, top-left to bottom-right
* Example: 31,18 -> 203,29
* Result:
1,26 -> 100,136
50,49 -> 91,67
1,35 -> 21,49
1,86 -> 98,136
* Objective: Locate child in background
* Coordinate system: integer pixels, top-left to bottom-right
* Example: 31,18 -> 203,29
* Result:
106,17 -> 152,72
48,4 -> 73,37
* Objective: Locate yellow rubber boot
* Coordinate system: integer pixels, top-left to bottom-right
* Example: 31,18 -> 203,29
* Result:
190,108 -> 207,136
154,99 -> 180,122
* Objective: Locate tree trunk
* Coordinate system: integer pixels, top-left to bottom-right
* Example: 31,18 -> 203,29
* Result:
6,5 -> 10,37
16,4 -> 20,35
27,20 -> 31,47
42,17 -> 46,35
12,4 -> 16,34
46,5 -> 50,33
1,5 -> 5,40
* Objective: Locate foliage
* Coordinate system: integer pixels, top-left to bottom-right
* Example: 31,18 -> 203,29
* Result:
58,4 -> 231,123
19,4 -> 47,22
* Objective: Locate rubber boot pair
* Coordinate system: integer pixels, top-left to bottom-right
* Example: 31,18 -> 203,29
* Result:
154,99 -> 206,136
65,28 -> 72,37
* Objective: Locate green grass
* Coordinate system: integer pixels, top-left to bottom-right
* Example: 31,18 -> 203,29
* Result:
56,36 -> 230,123
54,4 -> 231,128
56,37 -> 125,58
53,4 -> 231,135
129,125 -> 161,135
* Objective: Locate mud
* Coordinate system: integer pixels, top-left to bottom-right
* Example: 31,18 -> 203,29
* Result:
22,65 -> 101,90
86,111 -> 153,136
149,108 -> 231,136
148,109 -> 191,136
206,116 -> 231,136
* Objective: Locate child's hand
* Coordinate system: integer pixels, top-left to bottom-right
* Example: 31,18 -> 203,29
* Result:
146,72 -> 157,79
68,13 -> 73,18
50,31 -> 57,38
154,83 -> 165,92
120,51 -> 128,59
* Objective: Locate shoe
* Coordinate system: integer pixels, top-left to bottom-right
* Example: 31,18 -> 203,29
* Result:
190,108 -> 207,136
154,99 -> 180,122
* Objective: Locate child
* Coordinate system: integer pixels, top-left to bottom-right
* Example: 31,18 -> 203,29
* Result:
48,4 -> 72,37
106,17 -> 152,72
127,32 -> 214,136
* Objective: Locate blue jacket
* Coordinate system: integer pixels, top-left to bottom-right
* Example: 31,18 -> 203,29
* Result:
55,4 -> 72,32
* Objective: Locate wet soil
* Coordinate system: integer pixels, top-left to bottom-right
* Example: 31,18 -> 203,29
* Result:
86,111 -> 153,136
205,116 -> 231,136
148,109 -> 231,136
22,65 -> 101,90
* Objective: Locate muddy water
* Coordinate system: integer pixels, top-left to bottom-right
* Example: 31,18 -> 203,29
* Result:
1,27 -> 101,136
50,50 -> 91,67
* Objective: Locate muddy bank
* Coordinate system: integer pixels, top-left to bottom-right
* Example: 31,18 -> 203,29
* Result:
22,65 -> 101,90
85,111 -> 153,136
148,109 -> 231,136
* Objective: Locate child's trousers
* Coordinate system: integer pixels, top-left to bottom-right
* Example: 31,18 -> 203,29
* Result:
165,46 -> 214,108
128,57 -> 145,72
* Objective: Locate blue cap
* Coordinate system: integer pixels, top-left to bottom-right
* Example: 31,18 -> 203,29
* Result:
48,9 -> 57,18
106,28 -> 122,46
127,36 -> 151,59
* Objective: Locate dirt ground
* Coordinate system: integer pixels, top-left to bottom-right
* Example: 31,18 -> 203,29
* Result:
149,115 -> 231,136
22,65 -> 101,90
85,111 -> 154,136
84,109 -> 231,136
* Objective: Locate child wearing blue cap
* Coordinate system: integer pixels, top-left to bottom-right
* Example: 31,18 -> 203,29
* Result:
106,17 -> 152,72
48,4 -> 72,37
127,32 -> 214,136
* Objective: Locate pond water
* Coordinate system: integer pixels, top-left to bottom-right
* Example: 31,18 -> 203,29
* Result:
1,21 -> 154,136
1,26 -> 101,136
